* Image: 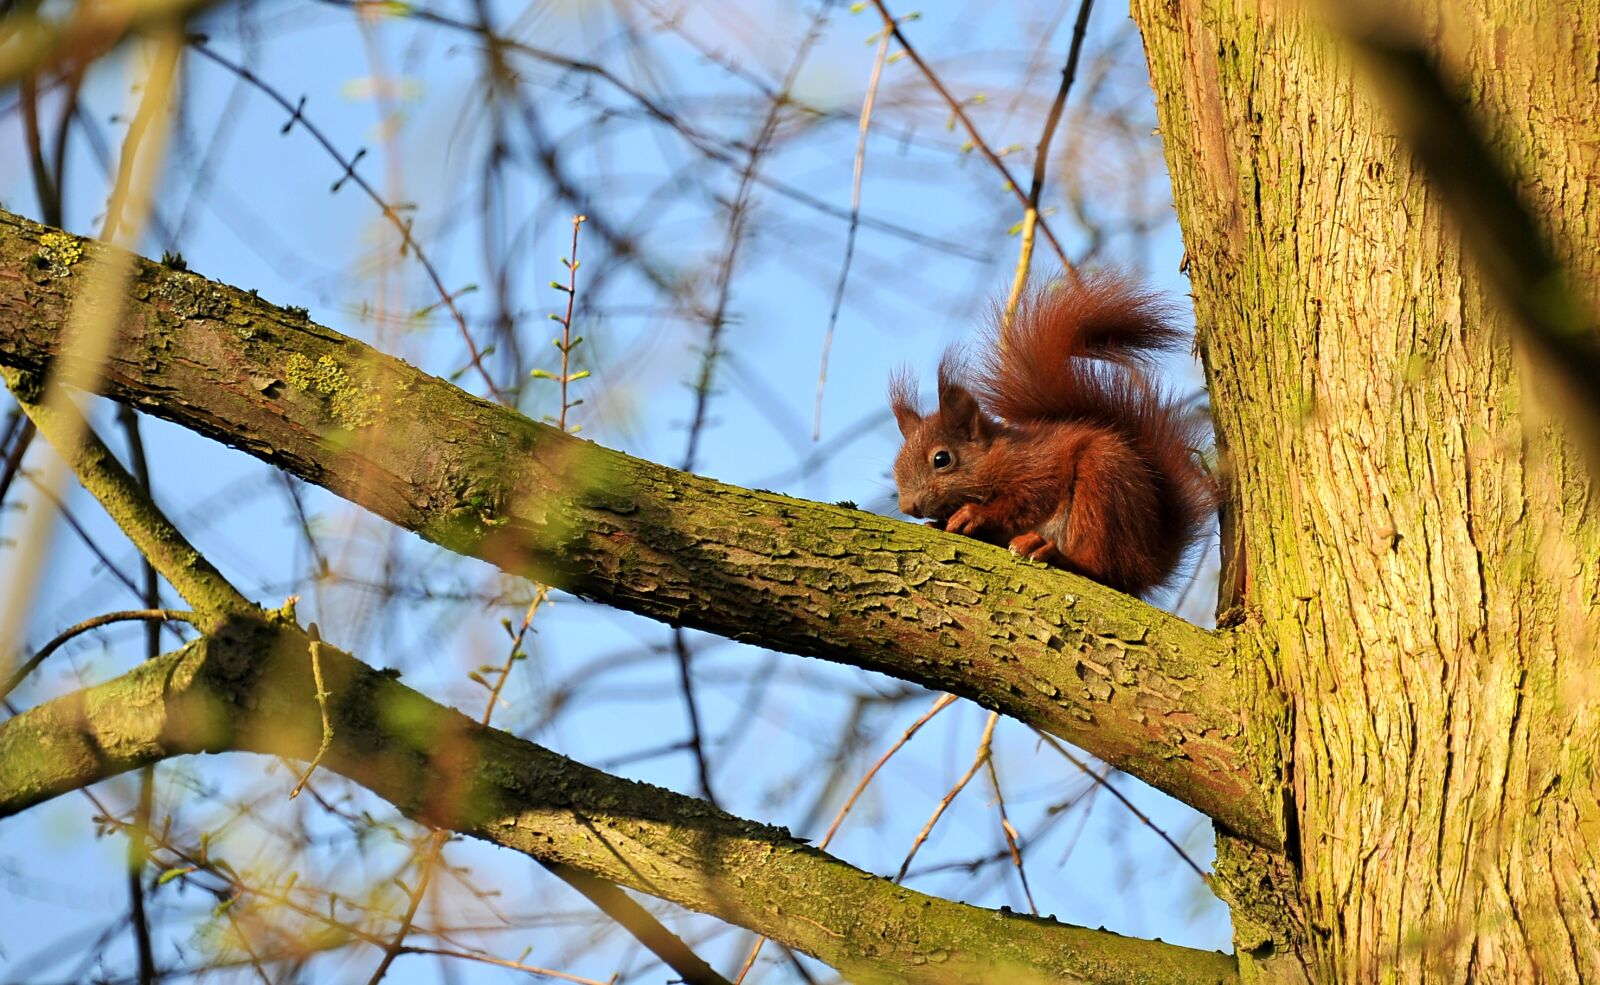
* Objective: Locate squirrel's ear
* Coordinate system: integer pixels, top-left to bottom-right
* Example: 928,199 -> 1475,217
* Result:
937,382 -> 989,441
889,371 -> 921,437
892,402 -> 921,437
936,350 -> 988,441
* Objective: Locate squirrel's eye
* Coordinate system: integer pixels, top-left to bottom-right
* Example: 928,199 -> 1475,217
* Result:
931,450 -> 953,470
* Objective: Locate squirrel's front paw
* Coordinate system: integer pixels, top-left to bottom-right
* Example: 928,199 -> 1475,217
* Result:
944,504 -> 985,536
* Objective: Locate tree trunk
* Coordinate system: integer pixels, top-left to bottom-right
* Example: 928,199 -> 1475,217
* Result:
1132,0 -> 1600,981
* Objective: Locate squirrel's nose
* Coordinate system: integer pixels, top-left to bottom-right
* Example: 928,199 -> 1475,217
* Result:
898,495 -> 920,518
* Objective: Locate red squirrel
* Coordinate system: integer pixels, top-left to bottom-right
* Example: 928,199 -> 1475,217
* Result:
889,274 -> 1214,598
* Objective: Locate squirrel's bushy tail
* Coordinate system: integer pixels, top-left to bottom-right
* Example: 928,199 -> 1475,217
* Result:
977,273 -> 1184,422
976,273 -> 1215,595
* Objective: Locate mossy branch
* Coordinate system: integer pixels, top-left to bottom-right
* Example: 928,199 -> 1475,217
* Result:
0,206 -> 1279,848
0,626 -> 1241,984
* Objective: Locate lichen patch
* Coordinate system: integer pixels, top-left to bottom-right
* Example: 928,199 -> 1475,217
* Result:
285,352 -> 382,429
36,231 -> 84,275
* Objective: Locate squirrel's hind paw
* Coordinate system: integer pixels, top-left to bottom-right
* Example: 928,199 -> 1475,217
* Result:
1009,532 -> 1048,555
1009,532 -> 1064,566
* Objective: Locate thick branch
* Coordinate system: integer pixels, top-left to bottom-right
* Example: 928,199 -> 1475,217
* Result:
0,207 -> 1277,847
0,625 -> 1241,984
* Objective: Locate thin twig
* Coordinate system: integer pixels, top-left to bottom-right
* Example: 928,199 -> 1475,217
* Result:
367,586 -> 547,985
682,0 -> 833,471
1004,0 -> 1093,321
674,0 -> 835,817
321,0 -> 989,262
1,608 -> 197,702
671,630 -> 718,806
85,800 -> 381,955
1056,761 -> 1109,866
277,472 -> 331,581
0,409 -> 20,467
289,623 -> 334,799
117,406 -> 161,985
19,73 -> 62,227
503,604 -> 729,985
17,468 -> 143,599
984,752 -> 1038,915
96,800 -> 578,985
541,215 -> 588,434
187,40 -> 508,404
822,692 -> 957,849
1032,0 -> 1094,212
363,829 -> 448,984
733,692 -> 956,983
479,588 -> 549,726
556,216 -> 585,431
48,63 -> 87,228
0,418 -> 34,511
221,906 -> 275,985
895,711 -> 998,883
865,0 -> 1069,267
814,30 -> 889,441
1033,728 -> 1207,878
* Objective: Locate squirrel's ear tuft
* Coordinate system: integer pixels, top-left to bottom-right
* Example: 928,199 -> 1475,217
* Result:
889,369 -> 921,437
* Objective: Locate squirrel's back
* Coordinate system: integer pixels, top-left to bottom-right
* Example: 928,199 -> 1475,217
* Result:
976,275 -> 1215,594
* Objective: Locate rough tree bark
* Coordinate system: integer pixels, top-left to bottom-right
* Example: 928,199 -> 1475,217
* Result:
1132,0 -> 1600,981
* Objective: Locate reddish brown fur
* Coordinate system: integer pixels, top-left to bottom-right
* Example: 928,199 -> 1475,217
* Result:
890,274 -> 1214,599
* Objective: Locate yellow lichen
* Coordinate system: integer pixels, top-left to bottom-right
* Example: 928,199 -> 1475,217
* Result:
285,352 -> 382,429
329,382 -> 382,429
36,231 -> 84,273
284,352 -> 317,390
